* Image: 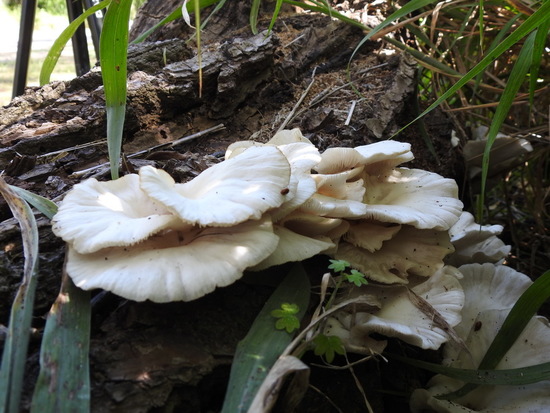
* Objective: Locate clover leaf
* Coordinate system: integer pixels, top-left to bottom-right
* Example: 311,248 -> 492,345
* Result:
271,302 -> 300,333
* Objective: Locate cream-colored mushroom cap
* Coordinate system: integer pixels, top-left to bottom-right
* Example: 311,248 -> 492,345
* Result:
52,174 -> 180,254
65,216 -> 279,302
267,128 -> 313,146
346,266 -> 464,350
361,168 -> 463,230
335,226 -> 454,284
410,310 -> 550,413
444,263 -> 532,360
447,211 -> 511,266
139,146 -> 291,226
314,141 -> 413,174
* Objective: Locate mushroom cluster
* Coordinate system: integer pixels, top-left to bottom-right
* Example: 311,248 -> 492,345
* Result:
53,128 -> 466,309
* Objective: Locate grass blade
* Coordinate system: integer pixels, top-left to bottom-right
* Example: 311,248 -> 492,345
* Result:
477,31 -> 535,220
0,177 -> 40,413
221,264 -> 310,413
389,354 -> 550,386
9,186 -> 58,220
250,0 -> 262,35
528,17 -> 550,108
267,0 -> 284,34
30,267 -> 91,413
40,0 -> 111,85
100,0 -> 133,179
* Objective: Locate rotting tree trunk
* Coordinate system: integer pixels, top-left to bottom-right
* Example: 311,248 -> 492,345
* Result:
0,3 -> 462,412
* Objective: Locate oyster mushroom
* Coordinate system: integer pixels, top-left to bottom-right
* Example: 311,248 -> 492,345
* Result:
139,146 -> 291,226
65,216 -> 279,303
51,173 -> 180,254
410,264 -> 550,413
327,266 -> 464,352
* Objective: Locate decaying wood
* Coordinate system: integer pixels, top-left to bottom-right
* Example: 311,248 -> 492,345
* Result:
0,8 -> 462,412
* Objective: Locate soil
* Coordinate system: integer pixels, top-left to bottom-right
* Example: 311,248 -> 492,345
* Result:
0,2 -> 465,412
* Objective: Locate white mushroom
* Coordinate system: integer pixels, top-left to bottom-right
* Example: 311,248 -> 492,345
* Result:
410,310 -> 550,413
330,266 -> 464,352
344,221 -> 401,253
51,174 -> 181,254
444,263 -> 532,361
410,264 -> 550,413
65,216 -> 279,302
314,141 -> 413,174
335,226 -> 454,284
139,146 -> 291,226
446,211 -> 511,267
361,168 -> 463,231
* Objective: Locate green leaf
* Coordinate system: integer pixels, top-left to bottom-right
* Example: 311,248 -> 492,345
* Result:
328,259 -> 350,273
528,13 -> 550,111
313,334 -> 345,363
40,0 -> 111,85
250,0 -> 261,35
0,177 -> 40,413
272,303 -> 301,333
267,0 -> 284,34
477,30 -> 536,221
389,353 -> 550,386
345,269 -> 368,287
100,0 -> 133,179
30,274 -> 91,413
9,186 -> 58,220
221,264 -> 310,413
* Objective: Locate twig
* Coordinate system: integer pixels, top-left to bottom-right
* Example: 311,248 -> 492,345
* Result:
277,67 -> 318,132
37,139 -> 108,160
70,124 -> 225,179
344,100 -> 357,126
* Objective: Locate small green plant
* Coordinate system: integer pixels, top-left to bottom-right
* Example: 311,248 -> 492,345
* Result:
312,334 -> 345,363
271,302 -> 301,333
328,259 -> 368,286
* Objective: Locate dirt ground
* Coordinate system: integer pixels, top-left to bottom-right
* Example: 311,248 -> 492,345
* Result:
0,2 -> 467,412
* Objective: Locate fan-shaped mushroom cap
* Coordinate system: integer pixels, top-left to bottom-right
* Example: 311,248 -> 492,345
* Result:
139,146 -> 291,226
332,266 -> 464,352
361,168 -> 463,230
314,141 -> 413,174
280,211 -> 350,239
271,142 -> 321,220
299,193 -> 368,218
52,174 -> 181,254
225,140 -> 263,159
444,263 -> 532,361
335,226 -> 454,284
446,212 -> 511,266
410,264 -> 548,413
65,216 -> 279,302
267,128 -> 313,145
410,310 -> 550,413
